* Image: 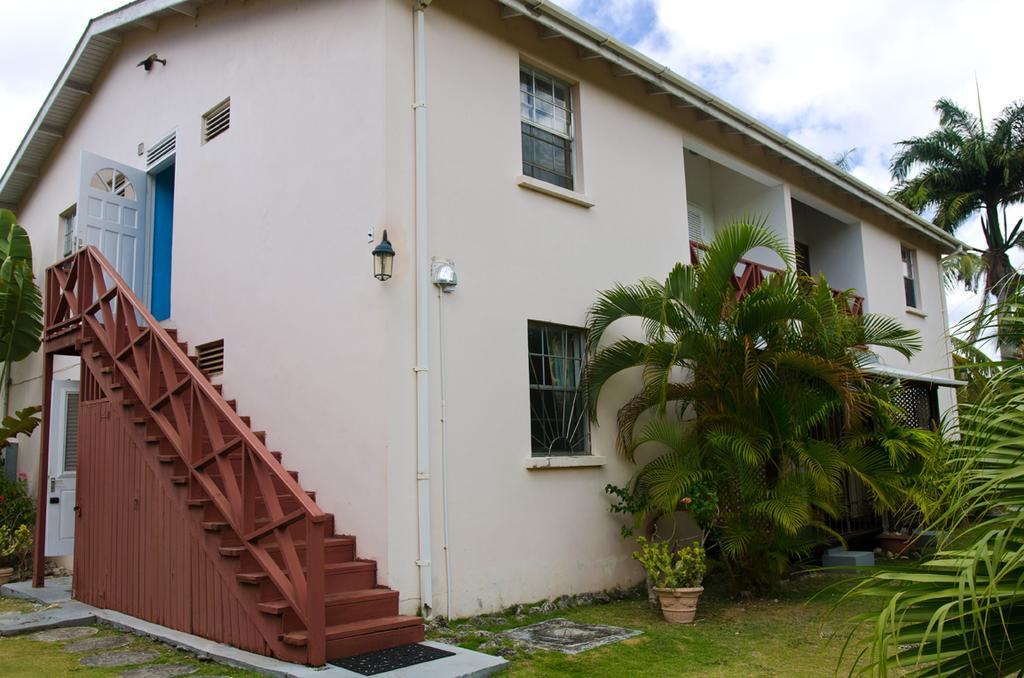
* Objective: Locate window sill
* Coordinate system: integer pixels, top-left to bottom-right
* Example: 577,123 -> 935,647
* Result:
525,455 -> 606,470
517,175 -> 594,208
905,307 -> 928,318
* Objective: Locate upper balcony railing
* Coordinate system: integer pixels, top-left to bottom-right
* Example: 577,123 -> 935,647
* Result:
689,241 -> 864,316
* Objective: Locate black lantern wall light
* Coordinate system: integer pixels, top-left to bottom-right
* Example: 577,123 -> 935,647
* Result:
372,230 -> 395,281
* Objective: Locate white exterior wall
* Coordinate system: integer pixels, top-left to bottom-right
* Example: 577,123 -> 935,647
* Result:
12,0 -> 404,578
792,201 -> 868,293
400,0 -> 959,617
9,0 -> 960,621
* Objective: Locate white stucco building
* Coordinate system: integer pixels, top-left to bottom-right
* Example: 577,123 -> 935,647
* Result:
0,0 -> 964,661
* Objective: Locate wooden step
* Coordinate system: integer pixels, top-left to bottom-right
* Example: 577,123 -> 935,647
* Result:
260,588 -> 398,627
236,560 -> 375,590
283,616 -> 424,659
221,534 -> 353,563
258,589 -> 393,614
189,486 -> 310,510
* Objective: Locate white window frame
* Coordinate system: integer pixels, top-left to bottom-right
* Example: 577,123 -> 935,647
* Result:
59,204 -> 78,258
901,244 -> 920,309
519,62 -> 578,191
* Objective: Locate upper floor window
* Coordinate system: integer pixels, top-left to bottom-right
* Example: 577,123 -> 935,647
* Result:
528,321 -> 588,456
520,63 -> 575,190
60,205 -> 77,258
901,245 -> 918,308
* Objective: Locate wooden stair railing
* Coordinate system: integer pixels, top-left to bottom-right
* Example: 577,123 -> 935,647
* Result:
44,247 -> 345,663
689,240 -> 864,315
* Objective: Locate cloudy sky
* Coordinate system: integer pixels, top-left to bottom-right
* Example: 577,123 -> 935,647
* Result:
2,0 -> 1022,334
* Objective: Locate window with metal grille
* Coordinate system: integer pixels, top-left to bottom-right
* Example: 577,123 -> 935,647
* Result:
63,392 -> 79,473
893,380 -> 937,430
528,322 -> 589,456
195,339 -> 224,376
520,64 -> 575,190
202,98 -> 230,143
901,245 -> 918,308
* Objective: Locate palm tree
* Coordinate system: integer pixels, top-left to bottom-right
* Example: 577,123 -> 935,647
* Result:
586,220 -> 935,589
890,98 -> 1024,347
0,210 -> 43,443
845,296 -> 1024,675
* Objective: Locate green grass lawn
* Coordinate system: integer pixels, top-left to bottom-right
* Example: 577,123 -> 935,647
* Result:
0,614 -> 263,677
0,597 -> 39,615
433,573 -> 884,677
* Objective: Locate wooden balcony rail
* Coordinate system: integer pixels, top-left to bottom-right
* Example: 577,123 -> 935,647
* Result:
689,241 -> 864,316
45,246 -> 328,664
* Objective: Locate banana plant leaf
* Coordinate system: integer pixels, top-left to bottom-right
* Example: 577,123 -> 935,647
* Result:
0,405 -> 41,445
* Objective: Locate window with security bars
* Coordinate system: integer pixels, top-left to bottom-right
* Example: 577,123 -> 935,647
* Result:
528,322 -> 589,456
893,380 -> 937,430
520,64 -> 575,190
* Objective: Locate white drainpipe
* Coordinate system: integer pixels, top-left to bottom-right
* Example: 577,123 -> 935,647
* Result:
413,0 -> 434,618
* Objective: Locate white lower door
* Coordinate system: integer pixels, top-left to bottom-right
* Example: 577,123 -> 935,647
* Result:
44,380 -> 79,558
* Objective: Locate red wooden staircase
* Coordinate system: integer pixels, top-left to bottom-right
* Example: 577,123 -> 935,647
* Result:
42,247 -> 422,665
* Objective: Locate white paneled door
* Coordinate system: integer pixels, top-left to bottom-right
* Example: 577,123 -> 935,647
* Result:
77,151 -> 149,298
45,380 -> 79,558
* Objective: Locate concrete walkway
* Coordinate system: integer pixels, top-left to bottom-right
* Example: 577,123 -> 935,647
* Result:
1,578 -> 506,677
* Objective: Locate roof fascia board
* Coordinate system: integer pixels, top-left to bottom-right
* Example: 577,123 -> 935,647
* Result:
0,0 -> 195,208
495,0 -> 964,253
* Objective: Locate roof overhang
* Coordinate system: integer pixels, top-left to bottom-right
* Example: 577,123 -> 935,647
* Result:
862,363 -> 966,388
0,1 -> 207,210
493,0 -> 967,254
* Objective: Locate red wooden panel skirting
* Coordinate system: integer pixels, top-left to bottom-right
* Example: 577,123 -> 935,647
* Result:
74,397 -> 272,657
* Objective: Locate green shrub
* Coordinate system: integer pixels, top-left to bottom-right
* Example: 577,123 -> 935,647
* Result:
632,537 -> 706,589
0,524 -> 31,568
0,472 -> 34,533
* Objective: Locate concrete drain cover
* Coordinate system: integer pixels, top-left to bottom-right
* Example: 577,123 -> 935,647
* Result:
504,618 -> 641,654
29,626 -> 99,642
80,649 -> 161,667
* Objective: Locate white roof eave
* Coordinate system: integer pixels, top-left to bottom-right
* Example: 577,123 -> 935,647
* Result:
862,363 -> 966,388
0,0 -> 206,210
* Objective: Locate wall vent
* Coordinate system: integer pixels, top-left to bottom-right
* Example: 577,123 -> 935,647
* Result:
195,339 -> 225,376
146,131 -> 176,167
202,98 -> 230,143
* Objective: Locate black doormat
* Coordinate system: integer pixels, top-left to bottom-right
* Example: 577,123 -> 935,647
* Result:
329,643 -> 456,675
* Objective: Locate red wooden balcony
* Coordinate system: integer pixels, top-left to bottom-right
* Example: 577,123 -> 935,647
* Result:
689,240 -> 864,316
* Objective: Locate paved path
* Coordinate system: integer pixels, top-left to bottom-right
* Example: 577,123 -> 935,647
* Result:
1,577 -> 507,677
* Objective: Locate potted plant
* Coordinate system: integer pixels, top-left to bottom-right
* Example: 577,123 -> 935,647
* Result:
877,529 -> 917,556
0,524 -> 31,584
633,536 -> 706,623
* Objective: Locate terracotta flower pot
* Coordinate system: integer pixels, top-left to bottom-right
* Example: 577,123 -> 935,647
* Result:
653,586 -> 703,624
0,567 -> 13,586
878,532 -> 916,556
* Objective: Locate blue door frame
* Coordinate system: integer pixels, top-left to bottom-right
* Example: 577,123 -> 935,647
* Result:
151,163 -> 174,321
